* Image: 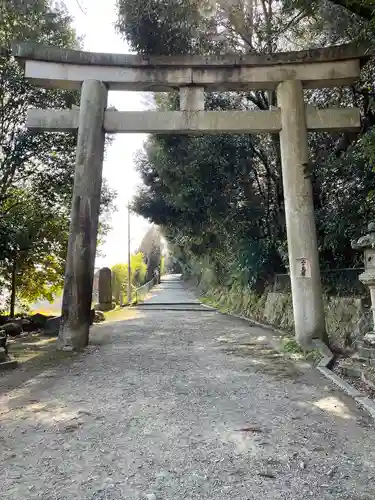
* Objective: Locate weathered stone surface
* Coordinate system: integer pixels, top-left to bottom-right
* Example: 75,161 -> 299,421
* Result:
20,55 -> 362,91
0,346 -> 6,362
364,333 -> 375,346
179,87 -> 204,111
325,296 -> 364,350
44,316 -> 61,336
361,367 -> 375,389
264,292 -> 293,331
353,309 -> 373,342
93,310 -> 105,323
20,318 -> 33,331
2,322 -> 22,337
356,342 -> 375,359
27,108 -> 361,134
263,292 -> 363,350
98,267 -> 113,312
7,317 -> 34,331
278,79 -> 325,347
0,331 -> 7,348
13,41 -> 368,68
30,313 -> 49,328
0,357 -> 18,369
340,359 -> 363,378
57,80 -> 108,351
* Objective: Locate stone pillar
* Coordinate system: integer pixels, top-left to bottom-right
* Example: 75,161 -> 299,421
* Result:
57,80 -> 108,351
370,288 -> 375,330
277,79 -> 325,347
179,87 -> 205,111
98,267 -> 113,311
352,223 -> 375,336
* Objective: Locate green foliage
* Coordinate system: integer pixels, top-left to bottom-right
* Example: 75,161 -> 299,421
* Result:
160,255 -> 165,276
111,263 -> 128,304
0,0 -> 116,310
281,336 -> 321,363
111,253 -> 147,304
116,0 -> 220,55
119,0 -> 375,299
133,96 -> 285,289
313,128 -> 375,268
199,279 -> 267,320
16,255 -> 64,304
0,188 -> 69,312
131,252 -> 148,285
137,226 -> 162,281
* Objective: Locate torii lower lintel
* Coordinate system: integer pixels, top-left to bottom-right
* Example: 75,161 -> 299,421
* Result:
27,108 -> 361,134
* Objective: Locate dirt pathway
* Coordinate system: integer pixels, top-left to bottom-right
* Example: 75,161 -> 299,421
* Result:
1,276 -> 374,499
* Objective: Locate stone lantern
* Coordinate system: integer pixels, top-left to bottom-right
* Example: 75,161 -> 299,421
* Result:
351,222 -> 375,342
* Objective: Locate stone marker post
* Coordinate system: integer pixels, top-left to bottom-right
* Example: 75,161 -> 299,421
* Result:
277,80 -> 326,347
57,80 -> 108,351
98,267 -> 113,311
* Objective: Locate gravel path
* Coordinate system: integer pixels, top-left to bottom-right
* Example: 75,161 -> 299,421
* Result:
1,276 -> 375,500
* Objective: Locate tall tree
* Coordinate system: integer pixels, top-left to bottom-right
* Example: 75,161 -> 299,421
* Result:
137,225 -> 163,281
0,0 -> 116,312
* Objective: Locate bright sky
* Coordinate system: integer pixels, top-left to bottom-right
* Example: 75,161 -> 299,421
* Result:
63,0 -> 150,268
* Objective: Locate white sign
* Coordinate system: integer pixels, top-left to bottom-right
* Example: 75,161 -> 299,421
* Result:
296,258 -> 311,278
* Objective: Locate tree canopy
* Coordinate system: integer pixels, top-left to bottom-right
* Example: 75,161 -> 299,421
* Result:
116,0 -> 375,293
0,0 -> 116,313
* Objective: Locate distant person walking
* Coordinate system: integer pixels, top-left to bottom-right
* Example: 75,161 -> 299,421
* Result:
154,268 -> 160,284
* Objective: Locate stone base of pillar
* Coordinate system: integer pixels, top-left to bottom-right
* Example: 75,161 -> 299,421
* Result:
97,302 -> 113,312
56,325 -> 89,351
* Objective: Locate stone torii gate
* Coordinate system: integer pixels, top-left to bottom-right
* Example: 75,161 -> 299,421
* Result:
13,43 -> 366,350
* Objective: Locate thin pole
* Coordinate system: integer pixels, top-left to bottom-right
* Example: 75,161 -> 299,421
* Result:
127,203 -> 132,304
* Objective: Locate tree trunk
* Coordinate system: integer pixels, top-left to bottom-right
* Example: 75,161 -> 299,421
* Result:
10,257 -> 17,318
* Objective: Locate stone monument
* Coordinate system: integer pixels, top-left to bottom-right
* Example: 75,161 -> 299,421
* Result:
352,222 -> 375,344
98,267 -> 113,312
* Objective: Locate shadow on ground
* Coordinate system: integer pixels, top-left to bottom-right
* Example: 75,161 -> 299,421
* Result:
0,309 -> 139,396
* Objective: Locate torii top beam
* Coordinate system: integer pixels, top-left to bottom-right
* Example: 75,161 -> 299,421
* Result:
12,42 -> 369,92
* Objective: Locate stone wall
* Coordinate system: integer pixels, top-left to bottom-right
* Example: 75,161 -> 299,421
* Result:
199,280 -> 370,351
263,292 -> 368,350
190,263 -> 370,350
263,292 -> 294,332
325,296 -> 365,350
